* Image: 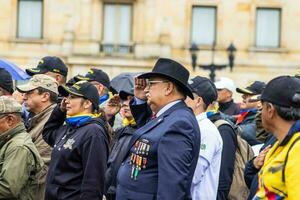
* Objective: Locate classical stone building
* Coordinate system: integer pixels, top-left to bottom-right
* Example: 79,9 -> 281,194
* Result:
0,0 -> 299,87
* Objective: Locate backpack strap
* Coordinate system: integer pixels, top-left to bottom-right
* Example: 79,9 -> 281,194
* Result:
282,135 -> 300,183
214,119 -> 239,150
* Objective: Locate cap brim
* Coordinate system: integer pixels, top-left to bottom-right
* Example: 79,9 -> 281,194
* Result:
74,75 -> 92,82
25,68 -> 47,76
16,84 -> 38,93
236,87 -> 255,95
138,72 -> 194,99
58,85 -> 84,97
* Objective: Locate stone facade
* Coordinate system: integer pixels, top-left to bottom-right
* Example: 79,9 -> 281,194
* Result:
0,0 -> 299,88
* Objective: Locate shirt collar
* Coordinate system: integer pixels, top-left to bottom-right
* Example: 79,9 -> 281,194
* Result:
156,100 -> 181,117
196,112 -> 207,122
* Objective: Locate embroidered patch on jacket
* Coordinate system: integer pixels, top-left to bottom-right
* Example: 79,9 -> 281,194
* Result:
63,138 -> 75,150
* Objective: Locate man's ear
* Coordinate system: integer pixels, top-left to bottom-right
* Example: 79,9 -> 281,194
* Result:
266,103 -> 276,118
165,82 -> 174,96
6,114 -> 16,127
41,92 -> 50,103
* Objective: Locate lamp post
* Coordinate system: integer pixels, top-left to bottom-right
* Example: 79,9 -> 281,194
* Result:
189,42 -> 237,82
227,43 -> 237,72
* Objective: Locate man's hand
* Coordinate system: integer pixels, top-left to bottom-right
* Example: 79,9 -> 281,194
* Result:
253,145 -> 271,169
104,94 -> 121,120
60,97 -> 67,112
134,77 -> 147,100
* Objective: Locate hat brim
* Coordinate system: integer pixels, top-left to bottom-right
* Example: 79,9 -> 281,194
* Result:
236,87 -> 255,95
26,68 -> 47,76
138,72 -> 194,99
58,85 -> 84,98
16,84 -> 38,93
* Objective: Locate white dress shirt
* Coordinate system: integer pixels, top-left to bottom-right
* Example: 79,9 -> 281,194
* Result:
191,112 -> 223,200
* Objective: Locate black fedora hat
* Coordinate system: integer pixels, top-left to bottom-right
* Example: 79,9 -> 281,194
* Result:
138,58 -> 193,99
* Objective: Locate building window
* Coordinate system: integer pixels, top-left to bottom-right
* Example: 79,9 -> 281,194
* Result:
256,8 -> 281,48
101,3 -> 133,54
191,6 -> 216,45
17,0 -> 43,39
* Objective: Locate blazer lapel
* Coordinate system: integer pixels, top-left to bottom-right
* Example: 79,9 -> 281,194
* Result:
127,101 -> 188,152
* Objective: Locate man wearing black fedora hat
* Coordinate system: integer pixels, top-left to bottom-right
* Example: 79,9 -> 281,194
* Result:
116,58 -> 200,200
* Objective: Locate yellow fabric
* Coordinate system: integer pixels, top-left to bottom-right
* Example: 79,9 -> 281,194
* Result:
255,131 -> 300,199
66,113 -> 101,119
108,91 -> 113,99
122,118 -> 136,127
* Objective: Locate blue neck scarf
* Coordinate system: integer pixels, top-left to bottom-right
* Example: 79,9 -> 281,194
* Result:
99,93 -> 109,105
65,113 -> 101,127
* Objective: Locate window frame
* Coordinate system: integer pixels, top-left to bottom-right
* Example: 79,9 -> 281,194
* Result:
101,2 -> 134,54
16,0 -> 44,39
255,7 -> 282,48
190,5 -> 217,46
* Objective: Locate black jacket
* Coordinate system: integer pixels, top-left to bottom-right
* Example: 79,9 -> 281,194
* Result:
105,125 -> 137,195
208,112 -> 237,200
43,106 -> 109,200
244,135 -> 277,200
219,100 -> 240,116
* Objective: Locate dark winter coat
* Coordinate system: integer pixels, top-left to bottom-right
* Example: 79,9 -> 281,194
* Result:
42,106 -> 109,200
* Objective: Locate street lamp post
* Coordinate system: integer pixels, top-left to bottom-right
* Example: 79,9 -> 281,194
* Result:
189,42 -> 237,82
227,43 -> 237,72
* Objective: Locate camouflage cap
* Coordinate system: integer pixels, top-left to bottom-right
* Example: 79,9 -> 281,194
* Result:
17,74 -> 58,94
0,96 -> 22,114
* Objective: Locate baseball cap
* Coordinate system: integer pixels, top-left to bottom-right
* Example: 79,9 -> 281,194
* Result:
0,96 -> 22,114
75,68 -> 110,89
26,56 -> 68,77
260,76 -> 300,108
236,81 -> 266,95
0,68 -> 14,94
188,76 -> 218,106
17,74 -> 58,94
59,81 -> 100,111
119,88 -> 134,101
214,77 -> 236,93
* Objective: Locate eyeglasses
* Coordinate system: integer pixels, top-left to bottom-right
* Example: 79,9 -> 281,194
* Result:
145,80 -> 169,88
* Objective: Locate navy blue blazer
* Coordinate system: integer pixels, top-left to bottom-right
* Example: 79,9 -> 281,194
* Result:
116,101 -> 201,200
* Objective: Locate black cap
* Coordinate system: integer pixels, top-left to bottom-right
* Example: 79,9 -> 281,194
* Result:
75,68 -> 110,89
0,68 -> 14,94
58,81 -> 99,111
261,76 -> 300,108
26,56 -> 68,77
65,76 -> 78,87
119,88 -> 134,100
188,76 -> 218,106
236,81 -> 266,95
138,58 -> 193,99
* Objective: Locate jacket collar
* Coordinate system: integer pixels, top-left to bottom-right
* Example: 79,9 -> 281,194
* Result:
0,123 -> 26,148
28,104 -> 56,131
219,99 -> 234,110
280,120 -> 300,146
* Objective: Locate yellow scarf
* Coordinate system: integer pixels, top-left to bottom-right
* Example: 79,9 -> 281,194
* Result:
122,117 -> 136,127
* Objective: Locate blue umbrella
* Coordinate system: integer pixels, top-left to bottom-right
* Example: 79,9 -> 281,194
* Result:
0,59 -> 31,80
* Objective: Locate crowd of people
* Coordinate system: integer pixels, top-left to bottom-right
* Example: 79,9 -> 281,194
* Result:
0,56 -> 299,200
